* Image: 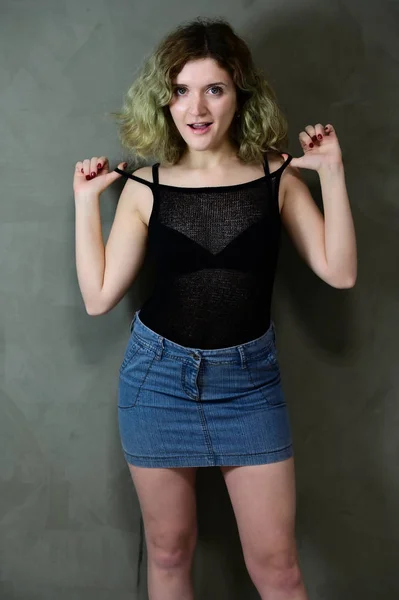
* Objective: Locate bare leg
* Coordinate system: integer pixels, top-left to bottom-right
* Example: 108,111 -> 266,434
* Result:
128,464 -> 198,600
221,457 -> 309,600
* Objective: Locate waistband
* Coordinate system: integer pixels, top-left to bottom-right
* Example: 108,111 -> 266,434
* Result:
129,309 -> 276,366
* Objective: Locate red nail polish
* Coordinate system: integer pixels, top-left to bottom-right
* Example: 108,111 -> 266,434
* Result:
312,135 -> 317,142
123,163 -> 128,168
91,172 -> 96,177
309,143 -> 314,148
81,168 -> 84,173
97,163 -> 102,169
318,134 -> 323,140
86,175 -> 91,180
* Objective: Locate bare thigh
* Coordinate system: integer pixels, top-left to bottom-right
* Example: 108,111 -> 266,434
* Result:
128,464 -> 198,567
220,458 -> 299,577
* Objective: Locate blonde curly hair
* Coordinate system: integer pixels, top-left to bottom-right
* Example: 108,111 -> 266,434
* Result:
109,17 -> 288,166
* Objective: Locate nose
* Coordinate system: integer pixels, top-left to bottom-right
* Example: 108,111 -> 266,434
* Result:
189,93 -> 207,117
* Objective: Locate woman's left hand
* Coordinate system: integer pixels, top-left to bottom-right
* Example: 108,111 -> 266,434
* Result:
283,123 -> 343,172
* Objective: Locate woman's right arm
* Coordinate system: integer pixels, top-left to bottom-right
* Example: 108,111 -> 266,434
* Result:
74,157 -> 149,316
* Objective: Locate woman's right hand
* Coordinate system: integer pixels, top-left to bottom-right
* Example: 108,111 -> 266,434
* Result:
73,156 -> 128,197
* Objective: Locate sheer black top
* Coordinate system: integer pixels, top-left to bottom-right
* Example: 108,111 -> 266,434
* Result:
115,152 -> 292,349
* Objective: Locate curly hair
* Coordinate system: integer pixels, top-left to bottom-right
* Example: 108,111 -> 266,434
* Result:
109,17 -> 288,166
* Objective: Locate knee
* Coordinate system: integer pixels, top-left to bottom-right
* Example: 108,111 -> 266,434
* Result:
148,529 -> 197,570
266,560 -> 303,593
247,548 -> 303,593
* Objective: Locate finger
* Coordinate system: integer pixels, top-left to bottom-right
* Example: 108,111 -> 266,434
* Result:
113,161 -> 128,172
288,156 -> 303,169
83,158 -> 91,179
89,157 -> 99,179
97,156 -> 109,173
314,123 -> 325,141
324,123 -> 334,136
299,131 -> 314,150
304,124 -> 316,143
75,161 -> 89,180
105,161 -> 129,184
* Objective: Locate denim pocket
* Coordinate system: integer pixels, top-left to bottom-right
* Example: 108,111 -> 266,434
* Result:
245,342 -> 284,407
118,335 -> 158,409
119,335 -> 141,373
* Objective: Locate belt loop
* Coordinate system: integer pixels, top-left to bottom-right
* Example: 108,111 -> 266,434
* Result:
155,336 -> 164,361
237,345 -> 247,369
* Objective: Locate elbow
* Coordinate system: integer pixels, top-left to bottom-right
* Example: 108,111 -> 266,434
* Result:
330,271 -> 357,289
85,305 -> 105,316
84,293 -> 115,316
84,298 -> 109,316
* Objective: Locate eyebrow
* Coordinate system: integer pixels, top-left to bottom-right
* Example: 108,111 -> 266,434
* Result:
172,81 -> 228,88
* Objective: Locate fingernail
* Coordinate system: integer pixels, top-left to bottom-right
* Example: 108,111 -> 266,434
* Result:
81,168 -> 84,173
123,162 -> 128,168
318,134 -> 323,140
91,172 -> 96,178
309,142 -> 314,148
85,175 -> 91,180
312,135 -> 317,142
97,163 -> 102,169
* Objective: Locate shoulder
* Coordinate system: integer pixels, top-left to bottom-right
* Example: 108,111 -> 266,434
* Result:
130,165 -> 155,183
265,151 -> 305,211
120,165 -> 155,226
265,151 -> 286,173
120,165 -> 155,190
266,151 -> 302,187
265,151 -> 298,177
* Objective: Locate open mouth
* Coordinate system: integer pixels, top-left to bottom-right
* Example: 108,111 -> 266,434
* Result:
188,123 -> 213,133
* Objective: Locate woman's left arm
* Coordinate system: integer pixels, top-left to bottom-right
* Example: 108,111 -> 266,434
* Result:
280,123 -> 357,288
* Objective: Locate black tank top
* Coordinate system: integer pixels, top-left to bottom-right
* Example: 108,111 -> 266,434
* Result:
115,152 -> 292,349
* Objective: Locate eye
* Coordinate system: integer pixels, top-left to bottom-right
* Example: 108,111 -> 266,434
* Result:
173,85 -> 224,96
208,86 -> 223,95
174,87 -> 187,96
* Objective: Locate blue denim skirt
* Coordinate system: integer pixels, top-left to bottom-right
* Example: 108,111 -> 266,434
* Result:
118,310 -> 293,468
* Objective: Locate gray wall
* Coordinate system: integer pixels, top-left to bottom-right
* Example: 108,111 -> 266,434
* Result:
1,0 -> 398,598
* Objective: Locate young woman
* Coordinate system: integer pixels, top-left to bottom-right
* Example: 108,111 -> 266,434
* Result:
73,17 -> 356,600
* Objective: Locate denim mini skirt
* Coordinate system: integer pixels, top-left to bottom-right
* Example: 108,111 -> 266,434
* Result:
118,310 -> 293,468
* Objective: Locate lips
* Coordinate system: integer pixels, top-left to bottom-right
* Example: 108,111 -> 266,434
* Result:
188,123 -> 212,128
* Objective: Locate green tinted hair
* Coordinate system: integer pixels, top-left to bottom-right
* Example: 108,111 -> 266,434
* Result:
109,17 -> 288,166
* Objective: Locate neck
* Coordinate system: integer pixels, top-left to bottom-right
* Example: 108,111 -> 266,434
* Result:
180,141 -> 239,170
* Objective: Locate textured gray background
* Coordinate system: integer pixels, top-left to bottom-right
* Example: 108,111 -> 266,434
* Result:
1,0 -> 398,598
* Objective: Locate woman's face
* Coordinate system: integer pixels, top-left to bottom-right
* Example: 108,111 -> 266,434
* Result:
168,58 -> 238,151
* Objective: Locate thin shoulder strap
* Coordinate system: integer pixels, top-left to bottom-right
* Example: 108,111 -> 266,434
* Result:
263,152 -> 270,176
263,151 -> 293,178
114,167 -> 155,189
152,163 -> 159,185
273,153 -> 293,177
